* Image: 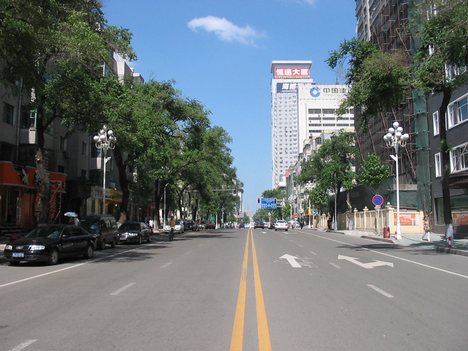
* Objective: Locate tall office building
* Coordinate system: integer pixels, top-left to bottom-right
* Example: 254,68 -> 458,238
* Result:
297,84 -> 354,146
271,61 -> 313,187
271,61 -> 354,189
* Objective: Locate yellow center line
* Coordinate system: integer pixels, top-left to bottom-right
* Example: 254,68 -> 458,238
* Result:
251,230 -> 272,351
230,230 -> 250,351
230,229 -> 272,351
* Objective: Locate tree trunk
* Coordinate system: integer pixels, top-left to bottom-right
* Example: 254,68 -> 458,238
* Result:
113,148 -> 129,214
34,105 -> 50,224
438,89 -> 453,232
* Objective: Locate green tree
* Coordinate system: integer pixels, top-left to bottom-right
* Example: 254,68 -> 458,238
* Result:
298,132 -> 356,225
0,0 -> 134,222
414,0 -> 468,234
356,153 -> 391,192
327,38 -> 411,127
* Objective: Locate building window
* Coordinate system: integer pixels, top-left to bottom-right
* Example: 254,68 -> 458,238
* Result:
434,153 -> 441,177
432,111 -> 439,135
450,144 -> 468,173
3,103 -> 14,125
448,94 -> 468,128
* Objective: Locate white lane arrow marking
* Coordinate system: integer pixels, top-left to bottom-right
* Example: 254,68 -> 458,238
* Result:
280,254 -> 302,268
338,255 -> 394,269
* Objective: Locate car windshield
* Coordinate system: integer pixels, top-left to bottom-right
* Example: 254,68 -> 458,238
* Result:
119,222 -> 140,231
25,226 -> 62,239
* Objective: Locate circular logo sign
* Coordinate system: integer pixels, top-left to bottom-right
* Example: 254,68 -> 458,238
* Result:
372,194 -> 384,207
310,86 -> 320,97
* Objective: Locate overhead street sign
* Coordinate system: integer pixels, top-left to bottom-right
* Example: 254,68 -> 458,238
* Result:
261,198 -> 277,209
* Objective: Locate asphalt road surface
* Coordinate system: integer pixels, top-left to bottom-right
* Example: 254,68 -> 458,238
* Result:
1,228 -> 467,351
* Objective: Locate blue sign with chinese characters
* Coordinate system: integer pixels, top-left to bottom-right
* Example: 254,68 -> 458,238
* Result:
261,198 -> 277,209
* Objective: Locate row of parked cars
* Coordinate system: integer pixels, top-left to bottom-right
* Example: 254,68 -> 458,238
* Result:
3,214 -> 153,266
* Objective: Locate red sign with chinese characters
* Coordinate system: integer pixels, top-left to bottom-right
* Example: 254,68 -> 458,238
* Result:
274,67 -> 310,79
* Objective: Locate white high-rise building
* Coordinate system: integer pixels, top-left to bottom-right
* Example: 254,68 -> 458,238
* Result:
297,84 -> 354,147
271,61 -> 354,189
271,61 -> 313,187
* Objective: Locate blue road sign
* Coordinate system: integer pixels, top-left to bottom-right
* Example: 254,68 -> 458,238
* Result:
261,198 -> 277,209
372,194 -> 384,206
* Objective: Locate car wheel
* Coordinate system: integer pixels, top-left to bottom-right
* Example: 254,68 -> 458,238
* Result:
98,239 -> 105,250
9,261 -> 20,266
84,244 -> 94,259
110,238 -> 116,248
48,249 -> 59,265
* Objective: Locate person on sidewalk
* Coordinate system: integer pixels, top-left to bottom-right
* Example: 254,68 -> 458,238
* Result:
422,212 -> 431,242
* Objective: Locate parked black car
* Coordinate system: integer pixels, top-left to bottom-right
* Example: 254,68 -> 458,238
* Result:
116,221 -> 152,244
3,224 -> 95,266
80,214 -> 118,249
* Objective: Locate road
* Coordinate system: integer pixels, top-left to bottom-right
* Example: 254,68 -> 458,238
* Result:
1,228 -> 467,351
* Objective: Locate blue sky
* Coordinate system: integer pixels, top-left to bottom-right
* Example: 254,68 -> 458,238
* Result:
103,0 -> 356,213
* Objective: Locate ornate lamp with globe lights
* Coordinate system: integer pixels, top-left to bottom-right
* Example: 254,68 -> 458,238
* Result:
383,121 -> 409,240
93,126 -> 116,214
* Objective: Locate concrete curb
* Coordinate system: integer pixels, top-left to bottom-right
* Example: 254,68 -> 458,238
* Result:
435,245 -> 468,257
335,231 -> 468,257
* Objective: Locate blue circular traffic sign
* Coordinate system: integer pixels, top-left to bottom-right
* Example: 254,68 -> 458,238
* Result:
372,194 -> 384,206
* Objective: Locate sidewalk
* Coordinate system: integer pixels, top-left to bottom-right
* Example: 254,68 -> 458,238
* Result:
335,229 -> 468,257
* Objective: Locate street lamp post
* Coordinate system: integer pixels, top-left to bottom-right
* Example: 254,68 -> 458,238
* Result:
383,121 -> 409,240
93,125 -> 116,215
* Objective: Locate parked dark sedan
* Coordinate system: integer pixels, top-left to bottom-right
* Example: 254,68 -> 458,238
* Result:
3,224 -> 95,266
116,221 -> 152,244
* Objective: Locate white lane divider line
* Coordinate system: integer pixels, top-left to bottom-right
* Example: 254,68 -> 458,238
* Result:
309,250 -> 317,256
8,339 -> 38,351
329,262 -> 341,269
367,284 -> 394,298
110,282 -> 136,296
161,262 -> 172,268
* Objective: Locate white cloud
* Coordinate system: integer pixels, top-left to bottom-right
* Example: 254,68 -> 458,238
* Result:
188,16 -> 263,46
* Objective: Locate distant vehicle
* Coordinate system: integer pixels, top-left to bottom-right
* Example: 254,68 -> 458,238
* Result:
274,220 -> 289,231
264,221 -> 271,229
239,223 -> 245,229
4,224 -> 95,265
205,222 -> 216,230
184,220 -> 195,231
117,221 -> 152,244
163,220 -> 185,234
254,220 -> 265,229
80,214 -> 118,249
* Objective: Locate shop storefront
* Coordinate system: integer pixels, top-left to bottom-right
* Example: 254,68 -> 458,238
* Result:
0,161 -> 66,227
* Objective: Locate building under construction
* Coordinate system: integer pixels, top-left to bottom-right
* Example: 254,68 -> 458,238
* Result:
355,0 -> 432,213
355,0 -> 468,235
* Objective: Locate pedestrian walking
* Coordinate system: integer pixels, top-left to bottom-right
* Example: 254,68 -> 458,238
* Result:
149,219 -> 154,232
446,224 -> 455,248
422,212 -> 431,242
169,216 -> 175,241
300,219 -> 304,229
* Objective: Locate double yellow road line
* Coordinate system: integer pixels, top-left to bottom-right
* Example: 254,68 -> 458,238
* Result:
230,229 -> 272,351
